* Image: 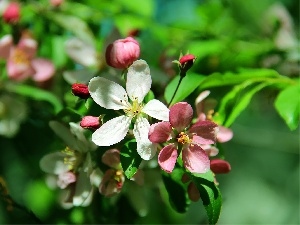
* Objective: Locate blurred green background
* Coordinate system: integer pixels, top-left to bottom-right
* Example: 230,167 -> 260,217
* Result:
0,0 -> 299,224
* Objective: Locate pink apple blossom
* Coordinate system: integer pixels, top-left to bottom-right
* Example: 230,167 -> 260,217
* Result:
105,37 -> 140,69
0,34 -> 55,83
149,102 -> 218,174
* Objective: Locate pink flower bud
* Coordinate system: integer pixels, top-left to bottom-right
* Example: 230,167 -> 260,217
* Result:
105,37 -> 140,69
3,2 -> 20,24
210,159 -> 231,174
71,83 -> 90,99
80,116 -> 101,130
50,0 -> 64,7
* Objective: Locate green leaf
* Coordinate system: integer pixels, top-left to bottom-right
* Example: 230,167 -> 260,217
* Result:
120,140 -> 142,179
214,81 -> 270,126
274,83 -> 300,130
224,82 -> 270,127
51,36 -> 68,68
5,83 -> 63,113
162,168 -> 190,213
190,171 -> 222,225
198,68 -> 280,90
46,12 -> 95,46
164,72 -> 205,105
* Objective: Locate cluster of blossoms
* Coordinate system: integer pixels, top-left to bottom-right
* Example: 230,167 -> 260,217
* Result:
38,35 -> 232,209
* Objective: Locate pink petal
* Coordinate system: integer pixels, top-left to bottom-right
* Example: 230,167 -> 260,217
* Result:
101,149 -> 121,168
148,121 -> 172,143
210,159 -> 231,174
7,53 -> 33,81
31,58 -> 55,82
18,37 -> 37,59
158,144 -> 178,173
217,126 -> 233,143
189,120 -> 218,145
182,144 -> 210,173
169,102 -> 193,131
0,35 -> 13,59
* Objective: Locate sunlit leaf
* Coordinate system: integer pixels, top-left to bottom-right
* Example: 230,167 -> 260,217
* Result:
120,140 -> 142,179
223,82 -> 271,127
274,83 -> 300,131
199,68 -> 280,90
190,171 -> 222,225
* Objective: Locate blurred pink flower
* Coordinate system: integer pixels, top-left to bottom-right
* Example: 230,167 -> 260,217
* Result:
105,37 -> 140,69
149,102 -> 218,174
99,149 -> 143,197
99,149 -> 125,197
0,34 -> 55,83
195,90 -> 233,156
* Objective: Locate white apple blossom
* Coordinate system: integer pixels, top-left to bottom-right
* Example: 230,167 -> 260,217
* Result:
40,121 -> 102,207
88,59 -> 169,160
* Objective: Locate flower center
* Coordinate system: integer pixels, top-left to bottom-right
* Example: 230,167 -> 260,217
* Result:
124,98 -> 143,118
12,48 -> 30,65
114,169 -> 124,189
177,132 -> 191,145
62,147 -> 84,171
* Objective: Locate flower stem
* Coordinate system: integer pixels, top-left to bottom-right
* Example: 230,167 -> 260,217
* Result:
168,73 -> 185,107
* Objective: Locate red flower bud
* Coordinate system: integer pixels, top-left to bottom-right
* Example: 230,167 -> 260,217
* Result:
71,83 -> 90,99
3,2 -> 20,24
80,116 -> 101,130
178,54 -> 196,76
105,37 -> 140,69
210,159 -> 231,174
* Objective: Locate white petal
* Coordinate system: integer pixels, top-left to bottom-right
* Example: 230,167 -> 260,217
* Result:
63,69 -> 96,85
92,115 -> 131,146
69,122 -> 90,153
49,121 -> 80,151
39,152 -> 69,175
126,60 -> 151,103
88,77 -> 129,110
73,170 -> 93,206
133,117 -> 157,160
142,99 -> 169,121
65,38 -> 98,67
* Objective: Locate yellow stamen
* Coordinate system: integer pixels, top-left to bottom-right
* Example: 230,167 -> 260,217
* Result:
177,132 -> 191,144
12,48 -> 30,65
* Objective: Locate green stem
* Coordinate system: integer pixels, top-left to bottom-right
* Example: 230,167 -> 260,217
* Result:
168,74 -> 185,107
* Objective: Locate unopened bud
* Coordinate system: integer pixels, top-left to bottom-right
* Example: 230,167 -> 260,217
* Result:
3,2 -> 20,24
178,54 -> 196,76
210,159 -> 231,174
80,116 -> 101,130
50,0 -> 64,7
71,83 -> 90,99
105,37 -> 140,69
